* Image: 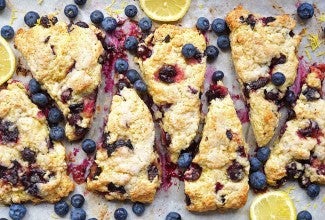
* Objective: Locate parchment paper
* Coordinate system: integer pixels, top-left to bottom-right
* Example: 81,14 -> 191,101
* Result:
0,0 -> 324,219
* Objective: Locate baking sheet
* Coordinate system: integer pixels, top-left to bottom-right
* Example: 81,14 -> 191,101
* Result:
0,0 -> 325,219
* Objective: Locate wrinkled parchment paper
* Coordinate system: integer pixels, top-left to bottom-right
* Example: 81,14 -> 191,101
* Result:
0,0 -> 324,219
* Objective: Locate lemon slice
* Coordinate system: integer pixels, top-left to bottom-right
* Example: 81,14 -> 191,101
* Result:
250,191 -> 296,220
0,37 -> 16,85
139,0 -> 191,22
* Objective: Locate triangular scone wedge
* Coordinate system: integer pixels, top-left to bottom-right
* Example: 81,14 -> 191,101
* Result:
0,82 -> 74,204
14,21 -> 104,141
87,88 -> 160,203
226,6 -> 301,146
184,82 -> 249,212
265,64 -> 325,186
137,24 -> 206,163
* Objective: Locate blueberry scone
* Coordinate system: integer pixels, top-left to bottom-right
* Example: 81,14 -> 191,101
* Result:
136,24 -> 206,163
226,6 -> 301,147
265,64 -> 325,186
0,82 -> 74,204
184,82 -> 249,212
14,20 -> 104,141
86,87 -> 160,203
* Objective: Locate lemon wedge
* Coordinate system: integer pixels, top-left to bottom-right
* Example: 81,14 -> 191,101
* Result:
250,191 -> 296,220
139,0 -> 191,22
0,37 -> 16,85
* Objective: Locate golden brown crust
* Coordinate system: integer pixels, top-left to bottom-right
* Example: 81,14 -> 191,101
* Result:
249,91 -> 279,146
226,6 -> 296,31
226,6 -> 301,146
14,21 -> 104,141
265,66 -> 325,185
0,82 -> 74,204
86,88 -> 160,203
185,83 -> 249,212
136,24 -> 206,163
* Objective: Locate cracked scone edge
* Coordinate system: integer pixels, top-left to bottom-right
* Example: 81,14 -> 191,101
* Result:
185,83 -> 249,212
86,88 -> 160,203
0,81 -> 74,204
14,21 -> 104,141
265,65 -> 325,185
136,24 -> 207,163
226,6 -> 301,146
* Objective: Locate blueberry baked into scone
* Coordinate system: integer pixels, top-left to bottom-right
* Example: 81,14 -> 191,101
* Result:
136,24 -> 206,163
14,19 -> 104,141
86,87 -> 160,203
0,81 -> 74,204
226,6 -> 301,147
265,64 -> 325,186
184,80 -> 249,212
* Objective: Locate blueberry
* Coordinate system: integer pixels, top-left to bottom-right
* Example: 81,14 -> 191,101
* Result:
28,79 -> 41,94
117,81 -> 128,91
256,146 -> 270,163
165,212 -> 181,220
74,0 -> 87,6
132,202 -> 145,216
71,194 -> 85,208
134,80 -> 147,93
212,70 -> 224,82
114,208 -> 128,220
54,201 -> 69,217
71,208 -> 86,220
297,210 -> 312,220
124,36 -> 139,52
196,17 -> 210,32
181,44 -> 197,59
90,10 -> 104,24
271,72 -> 286,86
139,17 -> 152,32
82,139 -> 96,154
249,157 -> 262,172
101,17 -> 117,32
114,58 -> 129,73
0,218 -> 8,220
285,90 -> 296,104
75,21 -> 88,28
50,126 -> 65,141
9,204 -> 27,220
1,25 -> 14,40
297,3 -> 314,19
211,18 -> 228,35
306,184 -> 320,198
205,45 -> 219,62
177,153 -> 192,168
24,11 -> 40,27
217,35 -> 230,50
64,4 -> 78,19
31,93 -> 49,108
124,5 -> 138,18
48,108 -> 63,124
249,171 -> 267,190
126,69 -> 141,83
0,0 -> 6,11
